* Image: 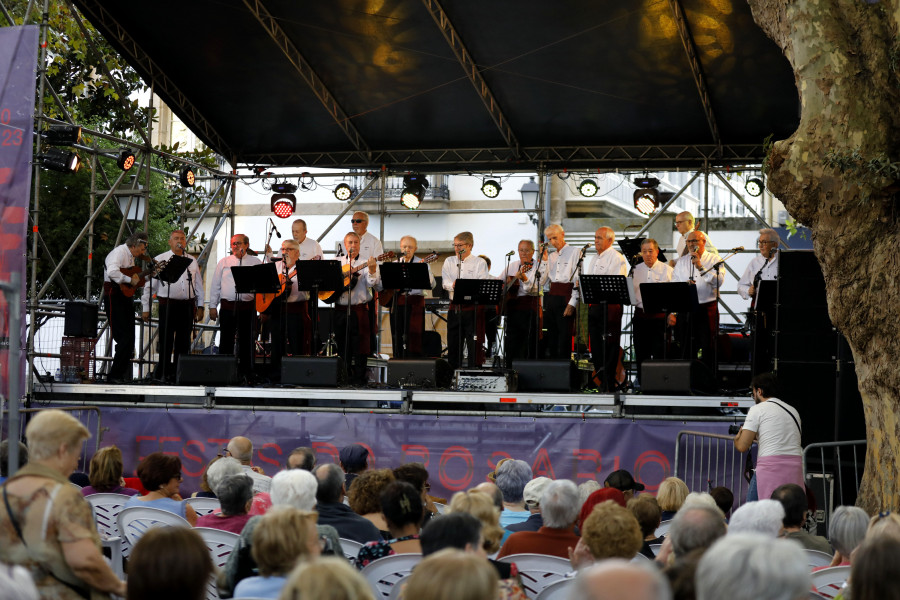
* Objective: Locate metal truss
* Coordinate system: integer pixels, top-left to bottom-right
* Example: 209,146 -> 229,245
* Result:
421,0 -> 520,154
241,0 -> 371,155
241,143 -> 765,171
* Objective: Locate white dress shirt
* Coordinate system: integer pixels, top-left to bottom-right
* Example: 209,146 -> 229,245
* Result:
574,247 -> 628,304
738,253 -> 779,300
441,254 -> 490,301
272,237 -> 324,302
335,256 -> 381,306
104,244 -> 137,284
502,260 -> 541,297
341,231 -> 384,262
633,260 -> 674,310
672,250 -> 725,304
209,254 -> 262,306
141,250 -> 204,312
399,255 -> 436,296
541,244 -> 585,308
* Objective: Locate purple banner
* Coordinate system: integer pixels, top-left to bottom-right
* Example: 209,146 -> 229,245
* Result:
0,26 -> 38,402
73,407 -> 732,500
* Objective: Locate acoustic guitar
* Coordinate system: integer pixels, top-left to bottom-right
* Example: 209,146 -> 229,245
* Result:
379,252 -> 439,309
255,255 -> 325,313
319,251 -> 395,304
118,256 -> 168,298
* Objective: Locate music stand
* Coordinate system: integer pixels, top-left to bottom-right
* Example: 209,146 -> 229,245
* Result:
296,260 -> 344,357
232,262 -> 281,294
618,238 -> 645,268
381,263 -> 433,359
641,282 -> 699,360
580,274 -> 635,390
751,279 -> 777,377
151,255 -> 192,381
452,279 -> 503,369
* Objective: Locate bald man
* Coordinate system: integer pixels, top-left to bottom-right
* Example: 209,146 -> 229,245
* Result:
573,560 -> 672,600
225,436 -> 272,493
540,224 -> 581,359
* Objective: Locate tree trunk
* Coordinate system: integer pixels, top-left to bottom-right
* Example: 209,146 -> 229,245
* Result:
747,0 -> 900,512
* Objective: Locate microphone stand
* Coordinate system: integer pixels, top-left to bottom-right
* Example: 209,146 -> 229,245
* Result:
496,251 -> 514,368
456,250 -> 464,370
533,259 -> 543,361
570,244 -> 590,361
342,253 -> 356,385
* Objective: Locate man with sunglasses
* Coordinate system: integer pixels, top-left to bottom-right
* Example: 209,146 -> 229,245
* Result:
342,212 -> 384,358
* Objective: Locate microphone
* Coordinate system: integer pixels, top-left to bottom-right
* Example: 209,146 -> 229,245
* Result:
731,246 -> 744,252
336,246 -> 344,257
272,257 -> 283,262
505,250 -> 515,257
176,242 -> 185,251
269,218 -> 282,238
582,243 -> 591,252
246,248 -> 258,256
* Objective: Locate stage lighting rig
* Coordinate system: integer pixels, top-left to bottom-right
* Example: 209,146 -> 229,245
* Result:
481,179 -> 501,198
116,149 -> 135,171
334,183 -> 353,201
632,176 -> 660,216
41,148 -> 80,173
271,182 -> 298,219
578,179 -> 598,197
44,124 -> 82,145
745,177 -> 764,197
179,167 -> 195,187
400,173 -> 428,210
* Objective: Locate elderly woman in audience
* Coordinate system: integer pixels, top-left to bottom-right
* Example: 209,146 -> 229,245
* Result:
207,456 -> 272,515
570,499 -> 643,569
220,468 -> 341,597
577,480 -> 602,507
495,459 -> 533,528
628,495 -> 665,558
280,557 -> 375,600
727,499 -> 784,537
497,479 -> 581,559
124,451 -> 198,525
448,489 -> 505,556
0,409 -> 127,599
393,462 -> 440,522
356,481 -> 423,568
419,513 -> 527,600
232,506 -> 321,599
656,477 -> 689,521
191,456 -> 219,498
404,548 -> 499,600
81,445 -> 137,496
127,527 -> 213,600
348,467 -> 396,536
195,473 -> 254,533
695,533 -> 810,600
576,486 -> 626,532
850,535 -> 900,600
822,505 -> 868,569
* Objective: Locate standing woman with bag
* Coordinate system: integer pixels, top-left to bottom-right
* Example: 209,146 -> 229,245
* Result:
0,409 -> 127,599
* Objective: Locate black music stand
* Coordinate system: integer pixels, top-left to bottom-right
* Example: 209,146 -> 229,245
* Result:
453,278 -> 503,369
381,263 -> 432,359
296,259 -> 344,358
751,279 -> 777,378
151,255 -> 192,381
230,263 -> 280,378
641,282 -> 699,360
580,274 -> 635,390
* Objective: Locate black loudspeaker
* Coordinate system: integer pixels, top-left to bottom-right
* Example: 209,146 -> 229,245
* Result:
176,355 -> 240,386
64,301 -> 99,337
514,359 -> 577,392
281,357 -> 343,387
387,359 -> 451,388
422,331 -> 442,358
641,359 -> 715,395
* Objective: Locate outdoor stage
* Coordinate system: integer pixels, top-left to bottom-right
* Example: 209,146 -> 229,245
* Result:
31,381 -> 753,503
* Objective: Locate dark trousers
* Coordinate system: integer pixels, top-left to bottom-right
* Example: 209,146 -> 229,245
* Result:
267,300 -> 312,379
633,308 -> 667,381
390,295 -> 425,358
504,296 -> 540,368
682,300 -> 718,371
103,287 -> 134,380
543,294 -> 574,359
156,299 -> 194,380
587,303 -> 623,392
219,300 -> 257,375
335,304 -> 370,384
447,305 -> 484,371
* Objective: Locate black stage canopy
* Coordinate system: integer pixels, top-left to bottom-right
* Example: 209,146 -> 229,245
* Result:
72,0 -> 798,172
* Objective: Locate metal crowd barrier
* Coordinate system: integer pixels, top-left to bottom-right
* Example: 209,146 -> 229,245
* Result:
674,429 -> 751,513
803,440 -> 866,531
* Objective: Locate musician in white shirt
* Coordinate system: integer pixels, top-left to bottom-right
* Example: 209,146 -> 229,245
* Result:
209,234 -> 261,377
103,231 -> 149,382
540,224 -> 582,359
441,231 -> 490,370
582,227 -> 629,391
502,240 -> 542,366
738,229 -> 780,302
335,232 -> 382,385
140,230 -> 203,381
390,235 -> 436,358
672,231 -> 724,370
632,238 -> 674,379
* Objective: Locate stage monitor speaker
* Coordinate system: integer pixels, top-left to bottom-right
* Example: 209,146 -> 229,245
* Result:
422,331 -> 443,358
176,355 -> 240,386
282,356 -> 343,387
514,359 -> 577,392
387,359 -> 451,388
641,359 -> 714,395
64,301 -> 98,338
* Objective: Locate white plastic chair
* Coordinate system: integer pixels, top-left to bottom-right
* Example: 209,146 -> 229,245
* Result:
498,553 -> 571,599
340,537 -> 364,563
116,505 -> 191,558
186,496 -> 222,517
359,553 -> 422,599
86,492 -> 131,578
810,566 -> 851,599
805,549 -> 834,568
631,552 -> 650,561
433,503 -> 447,514
649,543 -> 662,556
386,574 -> 410,600
535,578 -> 575,600
654,519 -> 673,538
194,527 -> 240,600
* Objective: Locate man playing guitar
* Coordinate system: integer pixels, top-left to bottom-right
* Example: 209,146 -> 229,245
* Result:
103,231 -> 150,383
389,235 -> 436,358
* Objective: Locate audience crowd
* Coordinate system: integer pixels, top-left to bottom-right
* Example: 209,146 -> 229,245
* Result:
0,409 -> 894,600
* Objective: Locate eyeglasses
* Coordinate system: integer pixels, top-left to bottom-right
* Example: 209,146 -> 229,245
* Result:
675,220 -> 690,225
350,219 -> 366,224
231,242 -> 245,247
453,243 -> 468,248
757,240 -> 776,246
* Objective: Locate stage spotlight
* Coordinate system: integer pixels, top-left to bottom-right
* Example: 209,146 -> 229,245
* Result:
400,173 -> 428,210
481,179 -> 501,198
633,189 -> 660,216
116,149 -> 135,171
745,177 -> 764,197
41,148 -> 80,173
578,179 -> 598,197
334,183 -> 353,201
271,182 -> 298,219
44,124 -> 82,145
179,167 -> 195,187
